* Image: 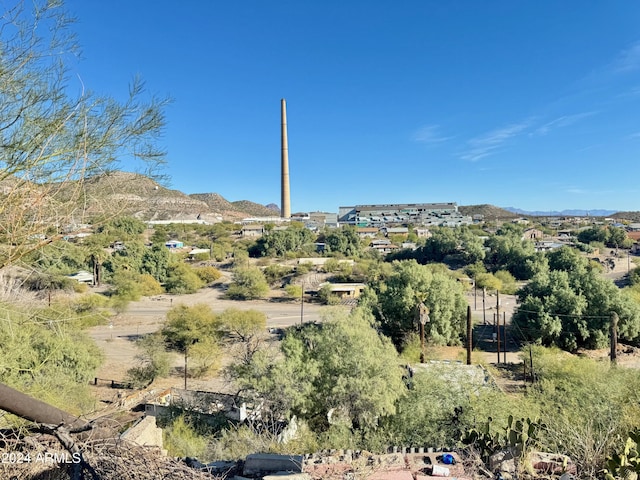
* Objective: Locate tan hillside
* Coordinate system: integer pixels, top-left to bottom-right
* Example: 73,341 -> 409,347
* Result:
459,204 -> 518,220
611,211 -> 640,222
231,199 -> 279,217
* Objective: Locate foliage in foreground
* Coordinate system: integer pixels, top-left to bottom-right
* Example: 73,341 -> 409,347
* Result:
0,0 -> 168,270
230,307 -> 405,432
0,302 -> 103,416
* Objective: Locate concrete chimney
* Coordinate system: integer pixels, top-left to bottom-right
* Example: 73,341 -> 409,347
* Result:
281,98 -> 291,219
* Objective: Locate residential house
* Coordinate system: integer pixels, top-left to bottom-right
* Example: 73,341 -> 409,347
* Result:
522,228 -> 544,241
320,282 -> 366,300
241,224 -> 265,238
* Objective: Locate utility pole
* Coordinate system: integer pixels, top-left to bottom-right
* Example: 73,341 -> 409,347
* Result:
474,275 -> 477,310
503,311 -> 507,364
482,287 -> 486,324
300,281 -> 304,325
466,306 -> 472,365
418,303 -> 429,363
496,290 -> 501,364
610,312 -> 618,364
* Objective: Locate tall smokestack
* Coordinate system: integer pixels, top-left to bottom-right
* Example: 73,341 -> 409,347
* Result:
281,98 -> 291,219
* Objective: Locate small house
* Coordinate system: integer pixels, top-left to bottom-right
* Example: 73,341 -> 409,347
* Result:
165,240 -> 184,249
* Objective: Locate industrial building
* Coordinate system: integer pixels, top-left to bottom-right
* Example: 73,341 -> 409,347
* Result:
338,203 -> 472,227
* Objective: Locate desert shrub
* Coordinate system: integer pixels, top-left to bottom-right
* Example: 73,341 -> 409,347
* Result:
24,273 -> 76,292
138,273 -> 164,296
475,272 -> 502,292
165,263 -> 204,294
194,266 -> 222,284
109,270 -> 143,301
127,334 -> 172,388
284,283 -> 302,300
494,270 -> 517,294
227,267 -> 269,300
399,332 -> 422,363
527,347 -> 640,477
161,414 -> 208,459
0,306 -> 103,415
295,262 -> 313,276
188,337 -> 222,378
263,264 -> 293,285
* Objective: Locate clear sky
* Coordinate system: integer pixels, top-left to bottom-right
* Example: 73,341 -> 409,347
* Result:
65,1 -> 640,213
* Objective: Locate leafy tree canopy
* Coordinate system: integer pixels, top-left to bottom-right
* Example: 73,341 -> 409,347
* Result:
372,260 -> 467,347
230,307 -> 404,431
513,253 -> 640,350
227,266 -> 269,300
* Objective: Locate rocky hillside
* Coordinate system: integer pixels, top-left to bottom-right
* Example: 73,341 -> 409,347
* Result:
76,172 -> 277,222
611,211 -> 640,222
458,204 -> 518,220
189,194 -> 277,220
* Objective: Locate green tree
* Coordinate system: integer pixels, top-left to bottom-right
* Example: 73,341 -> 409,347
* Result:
256,226 -> 315,257
577,226 -> 608,245
98,216 -> 146,238
109,269 -> 145,301
418,228 -> 458,262
162,304 -> 221,351
475,272 -> 503,292
227,266 -> 269,300
514,261 -> 640,350
494,270 -> 517,294
459,228 -> 486,264
607,226 -> 633,249
127,333 -> 172,387
484,230 -> 539,280
373,260 -> 467,347
194,265 -> 222,284
231,307 -> 405,431
217,308 -> 267,366
325,227 -> 363,257
141,244 -> 172,282
0,1 -> 168,270
164,262 -> 204,294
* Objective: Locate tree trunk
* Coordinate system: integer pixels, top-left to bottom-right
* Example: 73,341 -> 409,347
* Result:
0,383 -> 90,432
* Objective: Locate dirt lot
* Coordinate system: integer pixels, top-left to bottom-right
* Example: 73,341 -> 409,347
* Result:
88,282 -> 331,396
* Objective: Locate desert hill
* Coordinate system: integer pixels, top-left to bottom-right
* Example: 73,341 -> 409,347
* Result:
458,204 -> 518,220
76,172 -> 278,222
611,211 -> 640,222
61,172 -> 629,224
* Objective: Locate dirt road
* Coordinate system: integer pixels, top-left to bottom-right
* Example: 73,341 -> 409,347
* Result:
89,286 -> 329,382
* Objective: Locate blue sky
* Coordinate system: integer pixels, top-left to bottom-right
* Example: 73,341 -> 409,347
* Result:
65,1 -> 640,213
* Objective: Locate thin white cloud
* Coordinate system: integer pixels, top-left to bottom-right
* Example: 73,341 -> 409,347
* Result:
566,187 -> 587,195
412,125 -> 453,144
611,41 -> 640,74
460,121 -> 531,162
533,111 -> 596,136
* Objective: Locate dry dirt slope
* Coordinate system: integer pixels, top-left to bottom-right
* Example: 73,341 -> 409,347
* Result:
75,172 -> 277,222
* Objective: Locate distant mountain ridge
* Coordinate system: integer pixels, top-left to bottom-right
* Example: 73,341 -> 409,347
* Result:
458,204 -> 517,220
504,207 -> 618,217
75,172 -> 634,222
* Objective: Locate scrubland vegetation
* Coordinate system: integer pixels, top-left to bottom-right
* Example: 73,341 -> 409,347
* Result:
2,3 -> 640,477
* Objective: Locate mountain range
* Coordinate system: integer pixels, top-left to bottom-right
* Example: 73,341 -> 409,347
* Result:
78,172 -> 637,223
504,207 -> 618,217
